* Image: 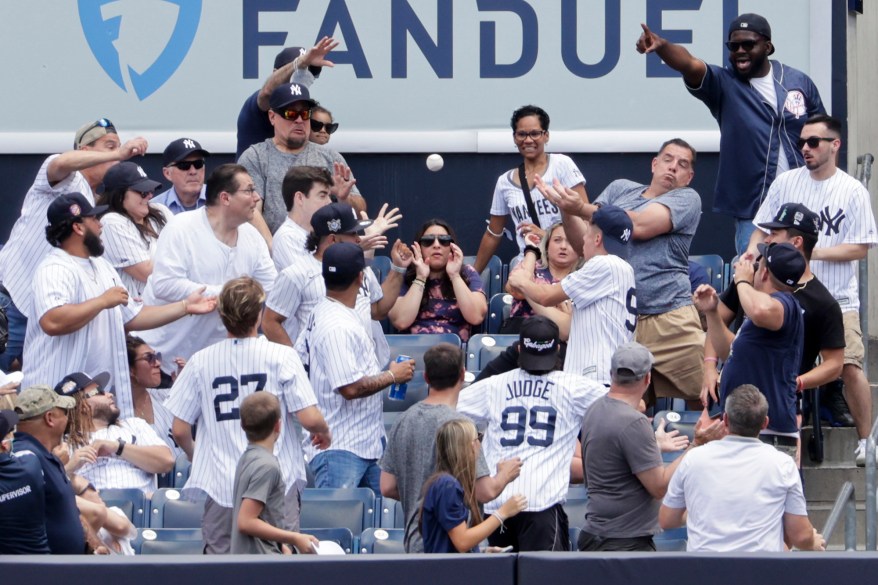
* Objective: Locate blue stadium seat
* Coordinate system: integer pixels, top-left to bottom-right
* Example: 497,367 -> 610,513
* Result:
466,334 -> 518,372
655,526 -> 688,551
301,527 -> 355,554
463,254 -> 504,299
369,255 -> 392,283
99,488 -> 147,528
300,488 -> 378,536
132,528 -> 203,555
562,485 -> 588,531
485,293 -> 513,334
379,497 -> 404,529
689,254 -> 725,293
148,488 -> 205,528
568,526 -> 581,551
653,410 -> 701,444
359,527 -> 405,554
173,452 -> 191,488
384,334 -> 462,413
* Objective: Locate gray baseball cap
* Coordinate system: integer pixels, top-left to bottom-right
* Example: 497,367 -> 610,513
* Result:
610,342 -> 655,383
15,385 -> 76,419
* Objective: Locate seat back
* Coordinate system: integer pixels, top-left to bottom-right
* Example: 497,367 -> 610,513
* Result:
384,334 -> 462,412
689,254 -> 725,293
653,410 -> 701,443
173,452 -> 191,488
463,254 -> 504,299
379,497 -> 404,529
485,293 -> 513,334
133,528 -> 203,555
359,527 -> 405,554
300,488 -> 377,535
301,527 -> 355,554
148,488 -> 205,528
99,488 -> 147,528
465,334 -> 518,371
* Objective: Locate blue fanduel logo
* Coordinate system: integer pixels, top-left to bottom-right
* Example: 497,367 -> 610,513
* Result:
78,0 -> 202,100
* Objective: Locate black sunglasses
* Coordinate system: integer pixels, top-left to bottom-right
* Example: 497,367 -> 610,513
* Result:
725,40 -> 759,52
797,136 -> 835,149
310,120 -> 339,134
419,235 -> 454,247
172,159 -> 205,171
134,351 -> 162,366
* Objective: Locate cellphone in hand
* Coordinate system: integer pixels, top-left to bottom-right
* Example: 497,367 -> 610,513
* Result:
706,392 -> 724,419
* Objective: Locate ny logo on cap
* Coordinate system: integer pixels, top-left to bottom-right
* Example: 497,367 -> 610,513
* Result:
183,139 -> 196,149
327,219 -> 341,232
621,228 -> 632,242
290,84 -> 302,96
137,166 -> 148,178
740,23 -> 749,28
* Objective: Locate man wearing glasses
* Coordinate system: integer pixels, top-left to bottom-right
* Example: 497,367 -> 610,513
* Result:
12,385 -> 82,554
637,13 -> 825,255
238,82 -> 365,234
750,115 -> 878,466
154,137 -> 211,214
0,118 -> 148,373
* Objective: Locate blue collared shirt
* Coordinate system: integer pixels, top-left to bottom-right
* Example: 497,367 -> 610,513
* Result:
153,185 -> 207,215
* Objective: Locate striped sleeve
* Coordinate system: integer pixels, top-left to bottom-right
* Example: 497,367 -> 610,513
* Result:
100,213 -> 151,268
164,357 -> 204,424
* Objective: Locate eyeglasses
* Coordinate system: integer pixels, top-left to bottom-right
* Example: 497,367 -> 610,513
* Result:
171,159 -> 205,171
725,40 -> 759,52
310,120 -> 339,134
234,187 -> 258,197
276,108 -> 311,122
753,256 -> 763,273
419,235 -> 454,247
83,387 -> 105,399
513,130 -> 547,142
132,190 -> 153,199
134,352 -> 162,366
797,136 -> 835,149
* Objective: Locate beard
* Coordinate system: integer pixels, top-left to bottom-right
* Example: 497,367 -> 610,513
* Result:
84,229 -> 105,257
90,401 -> 120,426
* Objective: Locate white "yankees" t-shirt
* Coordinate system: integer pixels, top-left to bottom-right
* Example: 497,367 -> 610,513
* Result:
100,203 -> 173,298
754,167 -> 877,312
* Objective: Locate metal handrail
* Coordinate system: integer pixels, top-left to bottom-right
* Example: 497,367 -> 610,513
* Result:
821,481 -> 857,550
866,414 -> 878,550
855,153 -> 872,378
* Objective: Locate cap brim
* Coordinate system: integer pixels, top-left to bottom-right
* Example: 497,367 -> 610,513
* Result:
756,220 -> 785,230
82,204 -> 109,217
273,98 -> 318,111
345,219 -> 373,234
166,149 -> 210,166
756,242 -> 770,257
130,178 -> 164,193
56,395 -> 76,409
518,350 -> 558,371
92,372 -> 111,392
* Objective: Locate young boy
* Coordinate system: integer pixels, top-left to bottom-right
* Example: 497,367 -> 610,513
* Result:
231,393 -> 319,554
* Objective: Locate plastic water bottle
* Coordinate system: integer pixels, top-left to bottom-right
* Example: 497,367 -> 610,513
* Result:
388,355 -> 411,400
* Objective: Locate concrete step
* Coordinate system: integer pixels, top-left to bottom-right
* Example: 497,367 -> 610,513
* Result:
807,501 -> 868,548
801,426 -> 861,467
802,466 -> 866,502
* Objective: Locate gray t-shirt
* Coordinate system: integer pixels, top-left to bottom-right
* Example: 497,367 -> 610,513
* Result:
231,445 -> 286,554
238,139 -> 357,233
595,179 -> 701,314
580,395 -> 663,538
379,402 -> 490,553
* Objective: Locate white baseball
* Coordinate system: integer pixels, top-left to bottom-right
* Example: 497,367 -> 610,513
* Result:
426,153 -> 444,172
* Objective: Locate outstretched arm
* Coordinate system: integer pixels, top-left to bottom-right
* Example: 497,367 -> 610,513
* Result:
635,23 -> 707,87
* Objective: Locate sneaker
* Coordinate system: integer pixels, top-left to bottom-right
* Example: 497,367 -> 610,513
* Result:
822,384 -> 855,427
855,443 -> 866,467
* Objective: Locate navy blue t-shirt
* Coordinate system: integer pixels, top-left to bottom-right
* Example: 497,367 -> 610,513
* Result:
0,451 -> 50,554
236,91 -> 273,160
421,473 -> 475,553
13,432 -> 85,554
719,292 -> 803,434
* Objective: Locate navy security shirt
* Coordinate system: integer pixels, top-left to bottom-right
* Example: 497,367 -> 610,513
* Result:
688,60 -> 825,219
13,432 -> 85,554
236,91 -> 273,160
0,450 -> 50,554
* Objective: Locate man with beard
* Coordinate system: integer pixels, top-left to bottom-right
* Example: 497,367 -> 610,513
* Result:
21,193 -> 216,418
636,13 -> 825,254
76,383 -> 173,495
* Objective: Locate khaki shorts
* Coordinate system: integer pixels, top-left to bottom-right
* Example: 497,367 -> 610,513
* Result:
843,311 -> 865,369
635,304 -> 705,400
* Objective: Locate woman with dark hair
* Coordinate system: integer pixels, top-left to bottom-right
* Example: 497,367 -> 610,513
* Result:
419,419 -> 527,553
389,219 -> 487,342
126,334 -> 180,457
98,162 -> 172,297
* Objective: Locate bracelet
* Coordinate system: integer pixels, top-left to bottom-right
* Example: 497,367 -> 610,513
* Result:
703,357 -> 718,363
523,245 -> 542,260
735,280 -> 753,288
390,263 -> 406,274
387,370 -> 396,385
412,279 -> 426,288
796,376 -> 805,392
492,512 -> 507,533
116,439 -> 126,456
486,225 -> 503,238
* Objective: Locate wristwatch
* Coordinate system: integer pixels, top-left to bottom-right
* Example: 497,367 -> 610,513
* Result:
116,438 -> 126,456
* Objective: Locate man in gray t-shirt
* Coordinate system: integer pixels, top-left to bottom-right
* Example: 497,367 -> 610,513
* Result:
539,139 -> 705,405
237,82 -> 364,233
379,343 -> 521,553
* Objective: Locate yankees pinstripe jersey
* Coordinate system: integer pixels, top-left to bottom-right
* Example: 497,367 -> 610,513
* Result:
457,369 -> 607,514
78,418 -> 171,494
0,155 -> 93,315
164,337 -> 317,507
272,217 -> 309,271
295,298 -> 384,460
100,204 -> 172,298
561,254 -> 637,384
145,387 -> 183,458
22,249 -> 141,417
140,208 -> 277,372
754,167 -> 878,312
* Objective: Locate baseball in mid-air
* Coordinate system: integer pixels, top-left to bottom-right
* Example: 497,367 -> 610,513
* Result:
426,153 -> 444,172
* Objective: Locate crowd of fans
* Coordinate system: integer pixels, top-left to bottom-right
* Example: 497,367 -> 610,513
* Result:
1,13 -> 876,556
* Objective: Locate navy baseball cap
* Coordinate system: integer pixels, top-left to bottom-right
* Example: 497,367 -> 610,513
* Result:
757,242 -> 806,287
47,192 -> 108,227
0,410 -> 18,440
757,202 -> 820,237
54,371 -> 111,396
163,138 -> 210,167
729,13 -> 774,54
311,203 -> 372,238
611,342 -> 655,383
593,205 -> 633,259
269,83 -> 317,112
322,242 -> 366,287
518,316 -> 560,371
102,162 -> 163,194
274,46 -> 323,77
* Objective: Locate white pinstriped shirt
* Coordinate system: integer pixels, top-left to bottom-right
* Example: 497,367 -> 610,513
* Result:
99,204 -> 172,298
272,217 -> 309,271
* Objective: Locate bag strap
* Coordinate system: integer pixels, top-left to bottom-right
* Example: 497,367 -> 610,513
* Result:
517,163 -> 541,228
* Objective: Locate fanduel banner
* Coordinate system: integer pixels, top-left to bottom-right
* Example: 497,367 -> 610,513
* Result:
0,0 -> 831,153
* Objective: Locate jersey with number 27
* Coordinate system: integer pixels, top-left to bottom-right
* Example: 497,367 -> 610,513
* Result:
457,369 -> 606,514
164,337 -> 317,507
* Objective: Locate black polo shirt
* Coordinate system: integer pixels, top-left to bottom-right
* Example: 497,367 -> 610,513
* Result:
0,450 -> 50,554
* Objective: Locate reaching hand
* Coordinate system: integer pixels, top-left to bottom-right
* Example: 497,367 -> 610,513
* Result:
118,138 -> 149,160
535,176 -> 586,216
183,287 -> 217,315
636,23 -> 665,54
495,457 -> 523,485
364,203 -> 402,237
331,162 -> 356,201
517,222 -> 545,242
358,233 -> 388,251
654,418 -> 690,452
300,36 -> 338,69
390,239 -> 413,268
498,494 -> 528,519
692,284 -> 719,314
693,417 -> 726,446
410,243 -> 430,280
446,243 -> 464,278
701,365 -> 719,407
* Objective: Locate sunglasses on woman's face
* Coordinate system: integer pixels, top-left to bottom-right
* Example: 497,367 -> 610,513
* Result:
419,235 -> 454,247
310,120 -> 339,134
